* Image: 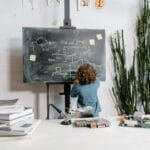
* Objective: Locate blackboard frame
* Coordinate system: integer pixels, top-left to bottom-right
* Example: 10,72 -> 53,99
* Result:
23,27 -> 106,84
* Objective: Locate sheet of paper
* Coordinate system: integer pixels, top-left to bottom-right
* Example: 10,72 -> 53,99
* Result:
30,54 -> 36,62
89,39 -> 95,45
96,34 -> 103,40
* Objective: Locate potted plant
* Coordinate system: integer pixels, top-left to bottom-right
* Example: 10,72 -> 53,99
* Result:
136,0 -> 150,113
110,30 -> 137,115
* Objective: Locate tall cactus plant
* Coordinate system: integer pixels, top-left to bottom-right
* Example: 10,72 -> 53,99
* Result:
110,30 -> 137,115
136,0 -> 150,113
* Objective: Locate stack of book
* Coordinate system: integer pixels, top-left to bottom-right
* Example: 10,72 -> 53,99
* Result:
0,98 -> 40,136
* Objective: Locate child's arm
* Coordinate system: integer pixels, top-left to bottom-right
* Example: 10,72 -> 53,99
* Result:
70,80 -> 79,97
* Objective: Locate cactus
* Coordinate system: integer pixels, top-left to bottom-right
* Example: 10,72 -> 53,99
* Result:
136,0 -> 150,113
110,30 -> 137,115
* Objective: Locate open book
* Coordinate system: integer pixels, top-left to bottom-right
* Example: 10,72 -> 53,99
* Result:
70,106 -> 94,118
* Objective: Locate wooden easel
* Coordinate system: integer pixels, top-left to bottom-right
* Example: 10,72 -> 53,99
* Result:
46,83 -> 71,119
46,0 -> 76,119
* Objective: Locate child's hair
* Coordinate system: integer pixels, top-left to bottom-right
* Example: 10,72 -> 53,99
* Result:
76,63 -> 96,84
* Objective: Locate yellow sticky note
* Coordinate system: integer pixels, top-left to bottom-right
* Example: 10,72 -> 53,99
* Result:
89,39 -> 95,45
30,54 -> 36,62
96,34 -> 103,40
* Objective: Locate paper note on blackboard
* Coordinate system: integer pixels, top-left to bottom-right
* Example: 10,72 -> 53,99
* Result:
96,34 -> 103,40
30,54 -> 36,62
89,39 -> 95,45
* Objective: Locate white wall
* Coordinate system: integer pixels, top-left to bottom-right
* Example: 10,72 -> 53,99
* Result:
0,0 -> 141,119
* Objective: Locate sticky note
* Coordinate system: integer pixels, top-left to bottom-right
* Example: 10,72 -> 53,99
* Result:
30,54 -> 36,62
89,39 -> 95,45
96,34 -> 103,40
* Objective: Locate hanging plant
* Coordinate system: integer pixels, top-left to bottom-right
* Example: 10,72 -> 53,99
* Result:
136,0 -> 150,113
110,30 -> 137,115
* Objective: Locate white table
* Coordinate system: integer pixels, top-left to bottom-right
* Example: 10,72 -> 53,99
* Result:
0,118 -> 150,150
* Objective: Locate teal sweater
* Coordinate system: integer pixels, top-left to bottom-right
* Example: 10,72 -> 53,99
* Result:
70,78 -> 101,117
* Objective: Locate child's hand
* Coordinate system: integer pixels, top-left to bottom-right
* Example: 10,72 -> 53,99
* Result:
73,79 -> 79,85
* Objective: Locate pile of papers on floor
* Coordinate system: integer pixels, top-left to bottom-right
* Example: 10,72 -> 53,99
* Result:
0,98 -> 40,136
119,112 -> 150,128
73,118 -> 111,128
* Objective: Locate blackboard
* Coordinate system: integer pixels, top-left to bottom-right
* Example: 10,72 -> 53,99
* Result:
23,27 -> 105,83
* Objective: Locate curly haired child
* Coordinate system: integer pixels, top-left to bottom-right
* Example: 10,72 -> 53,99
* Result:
71,63 -> 101,117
